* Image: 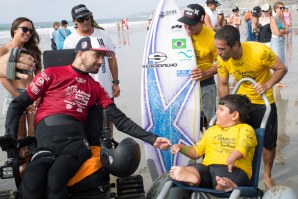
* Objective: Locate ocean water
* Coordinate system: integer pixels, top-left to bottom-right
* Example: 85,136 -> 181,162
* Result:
0,17 -> 148,45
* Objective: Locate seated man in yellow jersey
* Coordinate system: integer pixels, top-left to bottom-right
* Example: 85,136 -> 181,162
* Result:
170,94 -> 256,192
215,25 -> 287,188
178,4 -> 218,125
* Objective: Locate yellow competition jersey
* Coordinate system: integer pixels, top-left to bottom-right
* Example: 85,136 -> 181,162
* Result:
193,123 -> 257,179
192,26 -> 217,79
217,42 -> 277,104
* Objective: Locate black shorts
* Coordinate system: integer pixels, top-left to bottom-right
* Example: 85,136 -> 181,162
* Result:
249,103 -> 278,149
190,163 -> 250,188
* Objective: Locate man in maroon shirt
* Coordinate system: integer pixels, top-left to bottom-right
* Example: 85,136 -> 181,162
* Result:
5,37 -> 171,199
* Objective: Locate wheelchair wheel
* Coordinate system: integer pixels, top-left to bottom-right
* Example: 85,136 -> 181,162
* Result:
146,173 -> 191,199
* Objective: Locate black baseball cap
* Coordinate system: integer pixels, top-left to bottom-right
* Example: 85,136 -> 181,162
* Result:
232,6 -> 239,12
75,37 -> 115,57
178,4 -> 205,26
206,0 -> 221,6
72,4 -> 93,19
252,6 -> 261,16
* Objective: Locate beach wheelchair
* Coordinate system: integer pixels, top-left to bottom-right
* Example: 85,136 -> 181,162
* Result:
146,78 -> 270,199
0,49 -> 146,199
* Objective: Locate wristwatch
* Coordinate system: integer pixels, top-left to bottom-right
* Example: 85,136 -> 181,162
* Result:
112,80 -> 120,84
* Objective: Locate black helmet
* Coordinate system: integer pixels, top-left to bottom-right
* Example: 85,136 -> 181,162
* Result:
100,137 -> 141,177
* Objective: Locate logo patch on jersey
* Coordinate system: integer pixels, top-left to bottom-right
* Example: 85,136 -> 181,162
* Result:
75,77 -> 86,84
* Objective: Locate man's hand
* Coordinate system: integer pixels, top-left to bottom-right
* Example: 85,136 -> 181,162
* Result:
191,68 -> 206,80
112,84 -> 120,97
254,82 -> 269,95
153,137 -> 172,150
0,50 -> 35,79
170,144 -> 180,154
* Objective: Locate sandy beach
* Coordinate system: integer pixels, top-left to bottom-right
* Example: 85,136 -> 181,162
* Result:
1,21 -> 298,196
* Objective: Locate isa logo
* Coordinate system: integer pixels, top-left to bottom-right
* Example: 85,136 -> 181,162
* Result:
177,70 -> 191,77
172,39 -> 186,49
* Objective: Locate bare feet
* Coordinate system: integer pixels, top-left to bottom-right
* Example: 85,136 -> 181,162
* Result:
264,176 -> 276,189
215,176 -> 237,192
170,166 -> 200,186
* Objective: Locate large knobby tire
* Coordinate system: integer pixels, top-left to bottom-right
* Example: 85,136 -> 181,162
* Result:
146,173 -> 191,199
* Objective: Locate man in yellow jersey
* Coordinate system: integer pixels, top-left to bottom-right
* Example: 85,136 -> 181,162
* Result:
215,25 -> 287,188
178,4 -> 218,125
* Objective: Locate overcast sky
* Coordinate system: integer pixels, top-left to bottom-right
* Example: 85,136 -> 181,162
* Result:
0,0 -> 205,24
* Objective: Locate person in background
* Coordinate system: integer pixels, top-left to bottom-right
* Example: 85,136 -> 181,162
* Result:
251,6 -> 262,41
178,4 -> 218,125
244,10 -> 254,41
121,18 -> 130,46
229,6 -> 241,31
50,21 -> 60,50
215,25 -> 287,189
270,2 -> 289,87
170,94 -> 256,192
6,36 -> 172,199
216,9 -> 225,28
56,20 -> 71,50
64,4 -> 120,136
204,0 -> 221,31
283,7 -> 292,44
259,3 -> 272,46
64,4 -> 120,99
0,17 -> 42,158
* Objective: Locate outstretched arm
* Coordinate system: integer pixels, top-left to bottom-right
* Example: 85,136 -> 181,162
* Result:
171,144 -> 200,159
106,104 -> 171,149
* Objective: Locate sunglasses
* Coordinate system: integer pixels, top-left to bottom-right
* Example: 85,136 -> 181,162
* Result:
76,15 -> 92,23
17,26 -> 34,34
262,10 -> 269,12
278,7 -> 286,10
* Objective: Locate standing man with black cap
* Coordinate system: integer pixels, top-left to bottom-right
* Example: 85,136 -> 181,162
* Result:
204,0 -> 221,31
64,4 -> 120,99
178,4 -> 218,125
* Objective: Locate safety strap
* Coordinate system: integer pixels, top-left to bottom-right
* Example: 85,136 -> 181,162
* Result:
6,48 -> 29,80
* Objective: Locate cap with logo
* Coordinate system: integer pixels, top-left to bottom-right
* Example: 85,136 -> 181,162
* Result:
261,3 -> 271,12
178,4 -> 206,26
206,0 -> 221,6
232,6 -> 239,12
252,6 -> 261,17
72,4 -> 93,19
75,37 -> 115,57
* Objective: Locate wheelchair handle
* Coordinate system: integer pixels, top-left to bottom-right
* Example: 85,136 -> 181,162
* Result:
210,78 -> 271,129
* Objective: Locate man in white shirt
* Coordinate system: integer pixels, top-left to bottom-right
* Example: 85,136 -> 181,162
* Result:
64,4 -> 120,99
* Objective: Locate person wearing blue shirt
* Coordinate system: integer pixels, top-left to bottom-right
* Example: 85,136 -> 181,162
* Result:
55,20 -> 71,50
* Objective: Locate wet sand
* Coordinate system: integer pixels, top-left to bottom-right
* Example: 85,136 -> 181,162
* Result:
1,23 -> 298,195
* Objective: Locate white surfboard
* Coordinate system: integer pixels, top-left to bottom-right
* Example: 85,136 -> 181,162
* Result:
141,0 -> 201,181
